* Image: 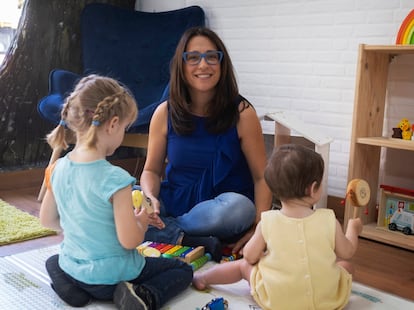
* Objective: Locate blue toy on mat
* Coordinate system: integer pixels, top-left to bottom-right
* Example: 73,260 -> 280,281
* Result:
202,297 -> 228,310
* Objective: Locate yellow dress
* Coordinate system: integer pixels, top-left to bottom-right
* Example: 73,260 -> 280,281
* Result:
250,209 -> 351,310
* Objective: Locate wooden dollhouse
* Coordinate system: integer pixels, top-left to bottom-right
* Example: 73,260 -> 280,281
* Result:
261,111 -> 333,209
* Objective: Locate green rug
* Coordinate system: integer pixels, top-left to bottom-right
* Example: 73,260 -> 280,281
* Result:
0,199 -> 56,246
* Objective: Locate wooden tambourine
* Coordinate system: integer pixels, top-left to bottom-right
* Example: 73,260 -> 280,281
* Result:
346,179 -> 371,218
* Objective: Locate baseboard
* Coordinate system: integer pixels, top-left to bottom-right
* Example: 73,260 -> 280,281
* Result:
0,162 -> 345,223
0,168 -> 45,190
0,158 -> 143,191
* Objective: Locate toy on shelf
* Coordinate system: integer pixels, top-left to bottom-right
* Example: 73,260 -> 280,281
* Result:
392,127 -> 402,139
412,124 -> 414,141
395,9 -> 414,44
379,185 -> 414,235
392,118 -> 412,140
389,210 -> 414,235
132,190 -> 154,214
345,179 -> 371,218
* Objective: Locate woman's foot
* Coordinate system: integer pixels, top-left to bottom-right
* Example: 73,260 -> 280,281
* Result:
181,235 -> 222,262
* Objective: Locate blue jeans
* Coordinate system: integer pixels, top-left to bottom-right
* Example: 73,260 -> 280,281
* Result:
145,192 -> 256,244
130,257 -> 193,307
46,254 -> 192,308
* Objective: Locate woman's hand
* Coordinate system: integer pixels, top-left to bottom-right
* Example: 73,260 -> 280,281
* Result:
148,212 -> 165,229
229,226 -> 255,255
135,197 -> 165,229
139,102 -> 168,230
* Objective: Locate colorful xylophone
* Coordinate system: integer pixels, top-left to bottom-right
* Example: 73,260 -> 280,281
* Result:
137,242 -> 242,271
137,241 -> 205,264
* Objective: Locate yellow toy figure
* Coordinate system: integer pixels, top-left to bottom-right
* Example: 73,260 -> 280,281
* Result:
412,124 -> 414,141
132,190 -> 154,214
398,118 -> 412,140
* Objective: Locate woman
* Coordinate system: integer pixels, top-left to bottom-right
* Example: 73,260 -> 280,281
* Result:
140,27 -> 272,261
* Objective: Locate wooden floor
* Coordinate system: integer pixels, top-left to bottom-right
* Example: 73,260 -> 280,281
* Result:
1,166 -> 413,302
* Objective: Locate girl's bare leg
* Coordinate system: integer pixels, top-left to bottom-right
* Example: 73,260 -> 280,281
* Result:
193,259 -> 252,290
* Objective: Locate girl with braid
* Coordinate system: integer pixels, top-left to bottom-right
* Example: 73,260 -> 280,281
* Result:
40,75 -> 192,310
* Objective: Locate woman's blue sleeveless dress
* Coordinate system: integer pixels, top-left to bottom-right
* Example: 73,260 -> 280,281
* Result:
159,113 -> 255,217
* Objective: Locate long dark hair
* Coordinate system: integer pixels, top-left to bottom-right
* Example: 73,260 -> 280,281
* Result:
169,27 -> 241,135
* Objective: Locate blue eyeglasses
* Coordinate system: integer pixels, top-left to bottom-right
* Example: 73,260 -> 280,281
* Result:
182,51 -> 223,65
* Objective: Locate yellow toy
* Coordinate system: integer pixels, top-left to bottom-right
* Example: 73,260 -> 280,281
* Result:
132,190 -> 154,214
398,118 -> 412,140
402,130 -> 412,140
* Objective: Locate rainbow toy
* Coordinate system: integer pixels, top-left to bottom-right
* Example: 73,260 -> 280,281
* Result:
137,241 -> 205,264
396,9 -> 414,44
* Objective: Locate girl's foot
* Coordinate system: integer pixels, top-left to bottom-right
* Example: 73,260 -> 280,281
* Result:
192,273 -> 208,290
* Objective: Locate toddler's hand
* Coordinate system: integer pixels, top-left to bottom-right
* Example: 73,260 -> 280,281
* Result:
348,218 -> 363,235
135,206 -> 150,229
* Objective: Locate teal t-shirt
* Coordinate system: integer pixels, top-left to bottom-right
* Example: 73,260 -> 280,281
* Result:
51,154 -> 144,284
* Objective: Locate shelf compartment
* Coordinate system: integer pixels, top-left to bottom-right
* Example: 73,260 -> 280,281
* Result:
345,44 -> 414,251
360,223 -> 414,251
356,137 -> 414,151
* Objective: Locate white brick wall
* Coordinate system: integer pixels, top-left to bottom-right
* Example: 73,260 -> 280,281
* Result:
137,0 -> 414,198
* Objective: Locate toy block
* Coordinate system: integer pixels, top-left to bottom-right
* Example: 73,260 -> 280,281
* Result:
180,245 -> 204,264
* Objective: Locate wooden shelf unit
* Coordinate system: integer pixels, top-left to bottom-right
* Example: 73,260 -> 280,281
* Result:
344,44 -> 414,251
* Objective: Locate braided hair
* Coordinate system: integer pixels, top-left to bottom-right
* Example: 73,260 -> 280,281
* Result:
46,75 -> 137,150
